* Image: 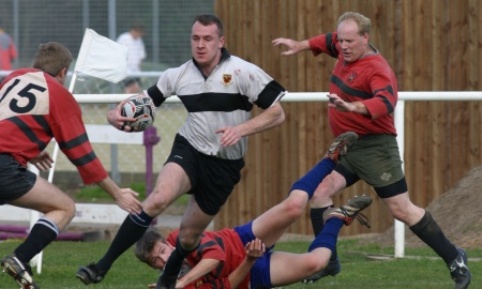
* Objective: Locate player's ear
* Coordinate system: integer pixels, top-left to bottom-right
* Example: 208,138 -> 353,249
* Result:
55,67 -> 68,85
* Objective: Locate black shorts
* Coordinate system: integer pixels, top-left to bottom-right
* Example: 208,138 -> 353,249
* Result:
165,134 -> 245,215
0,154 -> 37,205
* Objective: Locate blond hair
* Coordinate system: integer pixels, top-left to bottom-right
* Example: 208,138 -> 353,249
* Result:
338,12 -> 371,35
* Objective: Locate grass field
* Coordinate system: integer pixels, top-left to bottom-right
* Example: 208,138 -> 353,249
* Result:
1,238 -> 480,289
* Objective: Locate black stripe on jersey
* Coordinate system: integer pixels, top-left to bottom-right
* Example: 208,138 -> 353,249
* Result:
57,133 -> 89,150
330,75 -> 373,99
179,92 -> 253,112
254,80 -> 286,109
32,115 -> 53,137
7,116 -> 50,151
69,151 -> 98,167
373,86 -> 395,113
326,33 -> 339,58
147,85 -> 166,107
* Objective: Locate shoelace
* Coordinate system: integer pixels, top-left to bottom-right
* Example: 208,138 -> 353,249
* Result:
339,207 -> 371,228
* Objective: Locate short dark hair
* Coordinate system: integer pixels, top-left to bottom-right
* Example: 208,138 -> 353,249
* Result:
194,14 -> 224,37
33,42 -> 72,77
134,229 -> 166,267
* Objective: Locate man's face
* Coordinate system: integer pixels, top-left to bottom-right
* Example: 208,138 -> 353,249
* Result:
336,19 -> 369,63
148,241 -> 174,269
191,21 -> 224,67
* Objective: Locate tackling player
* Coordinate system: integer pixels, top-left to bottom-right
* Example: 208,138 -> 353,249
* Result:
0,42 -> 142,289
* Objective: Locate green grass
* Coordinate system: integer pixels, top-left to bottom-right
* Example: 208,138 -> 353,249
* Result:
1,238 -> 480,289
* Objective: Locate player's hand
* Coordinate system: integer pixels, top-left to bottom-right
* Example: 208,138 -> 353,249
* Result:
107,98 -> 137,131
114,188 -> 142,214
272,38 -> 301,56
245,238 -> 266,261
327,93 -> 350,112
216,126 -> 242,147
30,151 -> 54,171
147,283 -> 156,289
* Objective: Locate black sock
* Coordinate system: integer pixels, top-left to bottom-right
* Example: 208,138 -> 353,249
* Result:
310,206 -> 337,261
161,238 -> 198,281
14,218 -> 59,263
409,211 -> 458,264
97,211 -> 153,272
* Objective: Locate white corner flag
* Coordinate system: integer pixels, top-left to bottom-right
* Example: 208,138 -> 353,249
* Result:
74,28 -> 128,84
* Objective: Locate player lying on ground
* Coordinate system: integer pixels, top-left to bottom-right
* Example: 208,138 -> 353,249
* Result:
134,132 -> 373,289
136,196 -> 371,289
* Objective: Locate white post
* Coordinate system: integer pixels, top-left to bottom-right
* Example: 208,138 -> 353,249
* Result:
394,101 -> 406,258
27,164 -> 43,274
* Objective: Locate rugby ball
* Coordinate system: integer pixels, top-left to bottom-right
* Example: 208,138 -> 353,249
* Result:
120,94 -> 155,131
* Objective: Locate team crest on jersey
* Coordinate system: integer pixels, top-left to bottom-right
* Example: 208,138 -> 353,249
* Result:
222,74 -> 232,86
347,72 -> 357,83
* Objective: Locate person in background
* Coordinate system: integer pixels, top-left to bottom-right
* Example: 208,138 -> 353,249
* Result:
0,19 -> 18,81
76,14 -> 287,289
272,11 -> 471,289
0,42 -> 142,289
117,23 -> 146,94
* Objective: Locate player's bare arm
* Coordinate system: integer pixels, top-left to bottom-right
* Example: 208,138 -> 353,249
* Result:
272,38 -> 310,56
327,93 -> 369,116
175,259 -> 220,289
96,177 -> 142,214
228,239 -> 265,288
216,102 -> 285,147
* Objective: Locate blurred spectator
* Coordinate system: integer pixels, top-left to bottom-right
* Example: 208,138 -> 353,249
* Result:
0,19 -> 18,80
116,23 -> 146,94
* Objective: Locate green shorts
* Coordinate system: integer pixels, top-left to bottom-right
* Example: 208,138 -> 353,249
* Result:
336,134 -> 407,197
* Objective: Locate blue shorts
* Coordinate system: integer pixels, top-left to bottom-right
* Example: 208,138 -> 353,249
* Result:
234,221 -> 274,289
0,154 -> 37,205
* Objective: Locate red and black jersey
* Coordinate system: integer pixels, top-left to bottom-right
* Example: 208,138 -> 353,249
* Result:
167,228 -> 248,289
0,68 -> 108,184
309,32 -> 398,137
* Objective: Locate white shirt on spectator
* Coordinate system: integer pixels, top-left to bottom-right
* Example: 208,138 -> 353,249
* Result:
116,31 -> 146,73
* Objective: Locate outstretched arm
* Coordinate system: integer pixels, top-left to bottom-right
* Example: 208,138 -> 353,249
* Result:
175,259 -> 220,289
96,177 -> 142,214
216,102 -> 285,147
272,38 -> 311,56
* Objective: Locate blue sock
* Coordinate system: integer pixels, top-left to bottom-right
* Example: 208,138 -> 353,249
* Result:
290,158 -> 335,198
308,218 -> 343,253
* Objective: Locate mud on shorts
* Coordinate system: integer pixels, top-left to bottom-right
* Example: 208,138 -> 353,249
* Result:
165,134 -> 245,216
234,221 -> 274,289
335,134 -> 408,198
0,154 -> 37,205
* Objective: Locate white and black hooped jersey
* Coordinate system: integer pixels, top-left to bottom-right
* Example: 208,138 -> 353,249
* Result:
147,49 -> 286,160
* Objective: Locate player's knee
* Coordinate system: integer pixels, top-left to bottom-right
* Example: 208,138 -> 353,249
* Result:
178,227 -> 202,251
59,198 -> 76,223
282,196 -> 306,219
304,254 -> 327,275
145,191 -> 172,214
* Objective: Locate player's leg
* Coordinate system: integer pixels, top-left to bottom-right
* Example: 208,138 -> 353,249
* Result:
269,195 -> 372,287
2,175 -> 75,289
252,132 -> 358,247
382,191 -> 471,289
156,198 -> 215,288
76,161 -> 191,285
157,150 -> 245,289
